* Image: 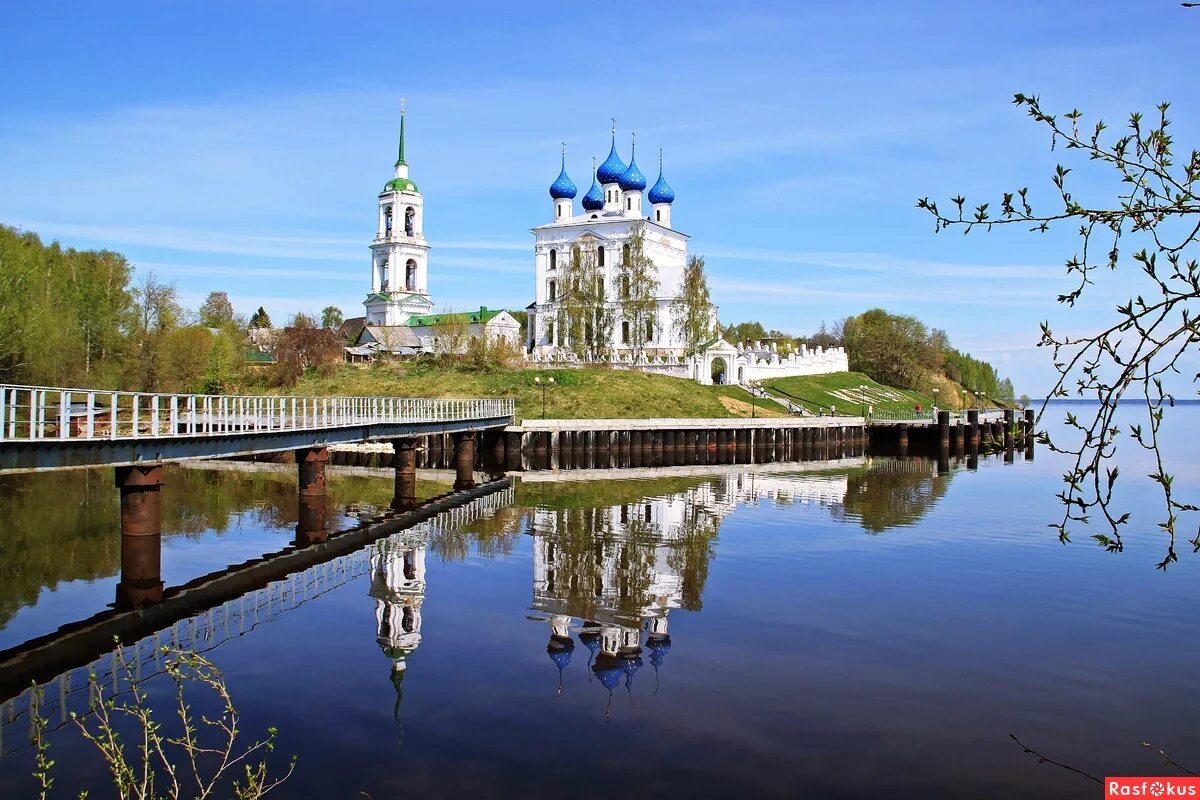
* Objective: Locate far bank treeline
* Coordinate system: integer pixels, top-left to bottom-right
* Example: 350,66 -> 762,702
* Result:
723,310 -> 1016,406
0,225 -> 341,392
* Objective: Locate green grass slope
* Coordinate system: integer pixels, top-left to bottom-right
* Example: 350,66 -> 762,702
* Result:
762,371 -> 935,415
284,363 -> 787,423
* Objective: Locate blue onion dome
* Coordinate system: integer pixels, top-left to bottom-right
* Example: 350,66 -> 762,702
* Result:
648,153 -> 675,204
618,141 -> 646,192
549,149 -> 577,199
596,134 -> 627,185
582,160 -> 604,211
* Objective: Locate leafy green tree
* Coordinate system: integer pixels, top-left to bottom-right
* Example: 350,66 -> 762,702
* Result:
621,222 -> 661,358
199,291 -> 236,328
160,326 -> 214,392
0,226 -> 132,386
321,305 -> 344,329
205,328 -> 245,393
841,309 -> 938,390
127,274 -> 181,392
671,255 -> 717,355
557,239 -> 613,361
918,93 -> 1199,564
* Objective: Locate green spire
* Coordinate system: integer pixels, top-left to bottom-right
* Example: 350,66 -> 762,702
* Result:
396,102 -> 407,166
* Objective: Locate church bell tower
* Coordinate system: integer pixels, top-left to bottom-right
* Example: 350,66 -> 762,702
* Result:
365,102 -> 434,326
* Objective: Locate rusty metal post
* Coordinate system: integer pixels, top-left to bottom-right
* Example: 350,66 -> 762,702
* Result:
937,410 -> 951,448
452,431 -> 477,491
115,464 -> 165,608
295,494 -> 328,546
391,438 -> 419,511
297,446 -> 328,497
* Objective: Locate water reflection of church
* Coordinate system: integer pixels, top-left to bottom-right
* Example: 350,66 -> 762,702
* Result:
361,463 -> 931,722
369,535 -> 427,723
528,469 -> 855,713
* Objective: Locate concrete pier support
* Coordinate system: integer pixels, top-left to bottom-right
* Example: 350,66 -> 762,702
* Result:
391,438 -> 419,512
452,431 -> 477,491
115,464 -> 165,608
297,446 -> 329,497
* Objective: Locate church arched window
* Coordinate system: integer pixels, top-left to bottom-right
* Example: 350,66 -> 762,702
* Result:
384,206 -> 393,237
404,207 -> 415,236
598,246 -> 605,267
623,243 -> 631,265
548,280 -> 557,301
655,209 -> 661,222
379,257 -> 389,290
405,259 -> 417,290
646,318 -> 654,342
621,320 -> 630,344
549,249 -> 557,270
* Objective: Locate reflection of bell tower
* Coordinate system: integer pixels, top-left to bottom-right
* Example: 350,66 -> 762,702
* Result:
369,539 -> 426,723
365,101 -> 435,326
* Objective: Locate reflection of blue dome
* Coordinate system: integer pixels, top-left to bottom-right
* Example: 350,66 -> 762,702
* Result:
594,663 -> 623,691
582,170 -> 604,211
646,635 -> 672,668
618,149 -> 646,191
548,636 -> 575,671
648,164 -> 675,205
597,137 -> 627,185
549,159 -> 577,200
622,656 -> 644,689
579,631 -> 602,654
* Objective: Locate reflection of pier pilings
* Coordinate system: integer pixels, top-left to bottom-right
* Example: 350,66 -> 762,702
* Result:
0,482 -> 515,754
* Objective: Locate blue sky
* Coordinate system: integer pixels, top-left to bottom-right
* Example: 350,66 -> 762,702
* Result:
1,1 -> 1196,393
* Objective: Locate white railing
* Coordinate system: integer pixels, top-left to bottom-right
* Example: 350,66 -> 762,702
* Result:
0,385 -> 514,443
867,409 -> 1009,423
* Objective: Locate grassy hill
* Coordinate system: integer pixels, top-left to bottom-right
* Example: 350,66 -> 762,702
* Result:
761,371 -> 1006,414
283,363 -> 788,423
761,372 -> 933,415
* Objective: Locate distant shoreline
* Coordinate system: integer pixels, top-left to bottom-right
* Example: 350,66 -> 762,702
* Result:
1037,398 -> 1200,406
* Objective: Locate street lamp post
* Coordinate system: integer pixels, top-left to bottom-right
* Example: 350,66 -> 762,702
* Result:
534,375 -> 555,418
932,387 -> 939,419
860,384 -> 867,418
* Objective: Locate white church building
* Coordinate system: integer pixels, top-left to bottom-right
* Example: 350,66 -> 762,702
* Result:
524,126 -> 847,386
347,109 -> 520,360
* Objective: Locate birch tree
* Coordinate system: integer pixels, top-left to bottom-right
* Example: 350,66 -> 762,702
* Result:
558,240 -> 614,361
670,255 -> 717,356
620,222 -> 660,359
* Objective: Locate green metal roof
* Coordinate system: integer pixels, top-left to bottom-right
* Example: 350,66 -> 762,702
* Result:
406,307 -> 508,327
243,349 -> 275,364
383,177 -> 418,193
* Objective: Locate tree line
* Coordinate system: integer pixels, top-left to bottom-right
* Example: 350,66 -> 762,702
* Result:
722,308 -> 1017,405
0,224 -> 347,393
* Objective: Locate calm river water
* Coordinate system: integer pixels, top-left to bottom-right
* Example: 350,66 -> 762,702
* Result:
1,404 -> 1199,798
